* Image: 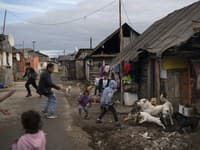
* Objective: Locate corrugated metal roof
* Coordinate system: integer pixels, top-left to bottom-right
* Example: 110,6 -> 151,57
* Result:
114,1 -> 200,64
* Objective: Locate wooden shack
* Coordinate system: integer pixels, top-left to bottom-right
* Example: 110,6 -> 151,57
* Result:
0,34 -> 13,87
75,49 -> 93,80
58,53 -> 76,80
86,23 -> 139,83
114,1 -> 200,110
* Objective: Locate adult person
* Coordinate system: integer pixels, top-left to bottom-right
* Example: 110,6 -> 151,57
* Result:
37,63 -> 65,119
98,72 -> 110,95
23,62 -> 38,97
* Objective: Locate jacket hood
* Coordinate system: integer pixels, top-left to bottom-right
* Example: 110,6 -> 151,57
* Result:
108,80 -> 117,89
20,130 -> 45,149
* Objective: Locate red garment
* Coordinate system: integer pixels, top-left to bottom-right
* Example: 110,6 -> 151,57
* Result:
124,62 -> 131,75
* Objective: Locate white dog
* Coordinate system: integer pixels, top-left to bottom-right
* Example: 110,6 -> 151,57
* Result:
137,95 -> 174,125
160,94 -> 174,125
66,85 -> 72,95
137,98 -> 163,116
128,112 -> 166,129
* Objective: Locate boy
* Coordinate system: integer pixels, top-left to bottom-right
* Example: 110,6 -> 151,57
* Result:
96,80 -> 120,126
23,62 -> 38,97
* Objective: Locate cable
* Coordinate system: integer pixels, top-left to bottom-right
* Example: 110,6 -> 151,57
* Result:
8,0 -> 117,26
122,1 -> 135,27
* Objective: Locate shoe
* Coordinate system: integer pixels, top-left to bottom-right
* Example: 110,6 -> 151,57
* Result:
96,119 -> 102,123
115,121 -> 121,127
26,94 -> 32,97
42,110 -> 48,116
84,114 -> 89,120
47,115 -> 58,119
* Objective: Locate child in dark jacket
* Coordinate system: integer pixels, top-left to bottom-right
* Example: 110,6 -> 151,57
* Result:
78,90 -> 92,119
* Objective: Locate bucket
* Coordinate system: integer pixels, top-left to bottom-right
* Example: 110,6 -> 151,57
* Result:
124,92 -> 138,106
184,106 -> 193,117
178,104 -> 184,115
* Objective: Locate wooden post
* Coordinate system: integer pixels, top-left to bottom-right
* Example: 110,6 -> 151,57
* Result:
90,37 -> 92,49
119,0 -> 124,104
2,10 -> 7,34
188,64 -> 192,104
155,59 -> 160,101
147,59 -> 151,99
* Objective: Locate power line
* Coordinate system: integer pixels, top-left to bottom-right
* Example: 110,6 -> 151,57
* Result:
8,0 -> 117,26
122,1 -> 135,27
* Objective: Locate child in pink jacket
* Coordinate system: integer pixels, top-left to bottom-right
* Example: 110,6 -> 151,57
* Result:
12,110 -> 46,150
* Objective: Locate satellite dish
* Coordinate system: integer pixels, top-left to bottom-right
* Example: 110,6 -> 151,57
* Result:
8,34 -> 15,47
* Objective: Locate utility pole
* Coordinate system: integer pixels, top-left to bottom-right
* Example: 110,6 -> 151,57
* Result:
119,0 -> 124,105
22,41 -> 25,54
90,37 -> 92,49
63,49 -> 67,86
2,10 -> 7,34
32,41 -> 36,57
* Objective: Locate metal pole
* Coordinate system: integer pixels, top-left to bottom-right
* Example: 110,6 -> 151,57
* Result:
119,0 -> 124,105
2,10 -> 7,34
90,37 -> 92,49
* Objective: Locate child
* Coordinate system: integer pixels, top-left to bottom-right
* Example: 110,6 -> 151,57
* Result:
12,110 -> 46,150
96,80 -> 120,126
78,90 -> 92,119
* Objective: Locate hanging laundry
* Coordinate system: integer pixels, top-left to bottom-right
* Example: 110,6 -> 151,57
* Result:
104,65 -> 110,73
122,74 -> 132,84
100,65 -> 105,77
124,62 -> 131,75
113,64 -> 119,73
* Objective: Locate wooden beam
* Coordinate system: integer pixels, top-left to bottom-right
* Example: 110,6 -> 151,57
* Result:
0,90 -> 16,103
188,64 -> 192,104
155,59 -> 160,101
147,59 -> 151,98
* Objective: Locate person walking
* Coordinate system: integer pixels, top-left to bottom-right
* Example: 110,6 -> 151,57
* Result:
37,63 -> 64,119
23,62 -> 38,97
96,80 -> 120,126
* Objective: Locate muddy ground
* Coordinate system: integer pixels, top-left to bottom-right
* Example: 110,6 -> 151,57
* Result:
67,81 -> 200,150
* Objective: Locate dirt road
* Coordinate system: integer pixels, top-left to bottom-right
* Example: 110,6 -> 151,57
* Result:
0,81 -> 91,150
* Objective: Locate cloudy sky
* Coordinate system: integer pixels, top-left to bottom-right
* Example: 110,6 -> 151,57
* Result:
0,0 -> 199,57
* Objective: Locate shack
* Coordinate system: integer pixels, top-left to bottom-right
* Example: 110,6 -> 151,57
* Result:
75,48 -> 93,80
86,23 -> 139,83
0,34 -> 13,87
114,1 -> 200,111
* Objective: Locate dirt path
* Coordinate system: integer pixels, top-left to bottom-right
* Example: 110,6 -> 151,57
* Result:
67,82 -> 200,150
0,81 -> 91,150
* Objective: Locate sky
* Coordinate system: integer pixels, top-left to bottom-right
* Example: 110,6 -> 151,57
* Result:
0,0 -> 199,57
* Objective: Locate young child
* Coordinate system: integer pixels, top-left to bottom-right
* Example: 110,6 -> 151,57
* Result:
78,90 -> 92,119
12,110 -> 46,150
96,80 -> 120,126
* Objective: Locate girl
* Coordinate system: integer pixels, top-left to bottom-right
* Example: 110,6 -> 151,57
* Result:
12,110 -> 46,150
78,90 -> 92,119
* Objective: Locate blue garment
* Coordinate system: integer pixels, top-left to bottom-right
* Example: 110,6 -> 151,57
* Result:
44,93 -> 57,115
100,80 -> 117,106
113,64 -> 119,73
